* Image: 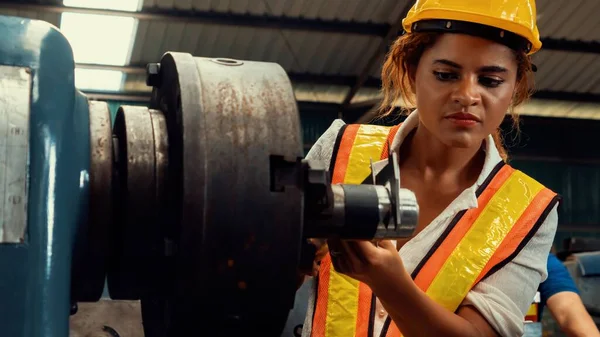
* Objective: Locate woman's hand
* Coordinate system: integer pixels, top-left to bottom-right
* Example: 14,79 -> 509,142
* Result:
296,239 -> 330,288
327,238 -> 408,290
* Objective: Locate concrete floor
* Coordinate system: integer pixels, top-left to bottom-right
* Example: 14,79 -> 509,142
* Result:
69,300 -> 143,337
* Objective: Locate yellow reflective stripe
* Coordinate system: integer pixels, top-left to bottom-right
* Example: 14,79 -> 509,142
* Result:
325,271 -> 360,337
344,125 -> 392,184
527,303 -> 538,316
425,171 -> 545,312
324,124 -> 391,337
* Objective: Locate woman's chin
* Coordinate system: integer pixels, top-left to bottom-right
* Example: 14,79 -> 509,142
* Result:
440,133 -> 484,150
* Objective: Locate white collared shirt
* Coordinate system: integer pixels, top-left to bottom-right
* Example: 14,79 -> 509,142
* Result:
297,110 -> 558,337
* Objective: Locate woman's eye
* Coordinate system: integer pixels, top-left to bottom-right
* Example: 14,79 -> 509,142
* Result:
433,71 -> 458,81
479,76 -> 504,88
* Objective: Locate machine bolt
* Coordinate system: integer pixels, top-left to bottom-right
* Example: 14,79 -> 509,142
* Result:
70,302 -> 78,315
146,63 -> 161,87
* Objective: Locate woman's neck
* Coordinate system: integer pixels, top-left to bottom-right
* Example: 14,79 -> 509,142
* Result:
399,122 -> 485,184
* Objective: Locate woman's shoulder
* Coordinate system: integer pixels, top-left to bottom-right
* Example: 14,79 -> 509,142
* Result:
305,119 -> 346,170
505,162 -> 559,193
462,203 -> 558,336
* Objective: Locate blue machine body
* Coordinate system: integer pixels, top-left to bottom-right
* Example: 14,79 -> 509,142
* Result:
0,16 -> 89,337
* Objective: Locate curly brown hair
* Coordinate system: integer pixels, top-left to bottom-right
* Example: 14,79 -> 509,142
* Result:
377,32 -> 536,160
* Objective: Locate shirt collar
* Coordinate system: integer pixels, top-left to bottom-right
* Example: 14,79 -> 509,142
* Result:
376,109 -> 504,210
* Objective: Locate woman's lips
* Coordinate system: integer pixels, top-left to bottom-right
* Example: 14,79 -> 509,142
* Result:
445,112 -> 480,127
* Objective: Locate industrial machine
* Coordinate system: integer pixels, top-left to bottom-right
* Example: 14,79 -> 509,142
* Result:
0,16 -> 419,337
564,246 -> 600,327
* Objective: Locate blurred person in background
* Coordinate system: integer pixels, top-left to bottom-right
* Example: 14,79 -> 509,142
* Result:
539,253 -> 600,337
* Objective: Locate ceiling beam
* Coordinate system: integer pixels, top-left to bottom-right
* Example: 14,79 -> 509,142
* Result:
78,63 -> 146,74
83,90 -> 150,102
541,38 -> 600,54
0,1 -> 388,36
531,90 -> 600,103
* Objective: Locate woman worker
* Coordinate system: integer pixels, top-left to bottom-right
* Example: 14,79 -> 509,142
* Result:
298,1 -> 560,337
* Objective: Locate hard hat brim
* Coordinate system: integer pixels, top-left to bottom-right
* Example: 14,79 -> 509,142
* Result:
402,9 -> 542,54
407,19 -> 533,54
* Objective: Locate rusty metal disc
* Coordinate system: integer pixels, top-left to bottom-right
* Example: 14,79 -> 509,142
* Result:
149,53 -> 305,336
107,106 -> 168,300
71,100 -> 113,302
149,110 -> 169,222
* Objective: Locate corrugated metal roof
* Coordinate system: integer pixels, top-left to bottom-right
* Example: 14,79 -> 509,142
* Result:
532,50 -> 600,94
1,0 -> 599,119
537,0 -> 600,42
138,0 -> 600,42
142,0 -> 410,25
130,22 -> 382,76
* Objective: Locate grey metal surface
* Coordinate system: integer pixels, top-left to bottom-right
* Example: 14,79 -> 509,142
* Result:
71,100 -> 113,302
88,100 -> 113,246
108,106 -> 168,300
149,109 -> 169,225
149,52 -> 304,336
523,322 -> 543,337
565,252 -> 600,317
281,277 -> 313,337
0,65 -> 30,243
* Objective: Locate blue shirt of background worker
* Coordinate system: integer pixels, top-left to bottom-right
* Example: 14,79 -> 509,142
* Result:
538,253 -> 579,316
536,253 -> 600,337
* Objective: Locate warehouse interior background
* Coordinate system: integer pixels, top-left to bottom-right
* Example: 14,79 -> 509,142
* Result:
1,0 -> 599,252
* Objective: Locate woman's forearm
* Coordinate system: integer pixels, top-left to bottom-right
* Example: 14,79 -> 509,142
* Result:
372,272 -> 494,337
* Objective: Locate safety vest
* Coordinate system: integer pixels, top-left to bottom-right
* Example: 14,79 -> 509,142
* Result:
525,292 -> 541,322
310,124 -> 559,337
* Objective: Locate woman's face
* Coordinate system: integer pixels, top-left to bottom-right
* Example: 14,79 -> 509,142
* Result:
412,33 -> 518,149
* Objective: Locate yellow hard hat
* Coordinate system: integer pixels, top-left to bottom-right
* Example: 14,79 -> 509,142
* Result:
402,0 -> 542,54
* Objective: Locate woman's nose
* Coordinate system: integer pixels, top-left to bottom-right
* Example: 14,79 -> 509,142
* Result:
451,77 -> 481,107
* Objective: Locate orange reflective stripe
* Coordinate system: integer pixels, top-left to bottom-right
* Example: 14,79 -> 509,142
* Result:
332,125 -> 360,184
313,123 -> 399,337
380,124 -> 402,160
384,166 -> 557,336
355,283 -> 371,335
311,257 -> 332,337
474,187 -> 558,285
386,323 -> 402,337
412,165 -> 515,291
